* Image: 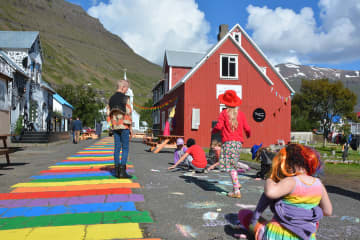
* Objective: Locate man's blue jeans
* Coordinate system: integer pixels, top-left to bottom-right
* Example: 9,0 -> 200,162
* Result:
113,129 -> 130,166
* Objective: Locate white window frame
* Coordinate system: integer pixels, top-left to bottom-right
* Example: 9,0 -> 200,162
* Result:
191,108 -> 200,130
220,54 -> 238,79
233,32 -> 241,45
219,104 -> 227,112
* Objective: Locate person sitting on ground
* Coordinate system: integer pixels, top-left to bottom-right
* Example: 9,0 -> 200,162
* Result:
174,138 -> 187,165
207,141 -> 222,171
238,144 -> 332,240
168,138 -> 207,172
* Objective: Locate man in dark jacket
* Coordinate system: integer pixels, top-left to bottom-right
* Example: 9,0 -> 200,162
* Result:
72,117 -> 82,144
107,80 -> 132,178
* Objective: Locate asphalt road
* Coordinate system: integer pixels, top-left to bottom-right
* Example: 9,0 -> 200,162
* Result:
1,137 -> 359,240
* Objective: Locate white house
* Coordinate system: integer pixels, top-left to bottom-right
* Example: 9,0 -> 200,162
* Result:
125,88 -> 140,131
0,31 -> 54,133
53,93 -> 73,132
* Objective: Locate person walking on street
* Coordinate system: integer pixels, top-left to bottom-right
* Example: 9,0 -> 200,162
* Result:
96,121 -> 102,139
107,79 -> 132,178
72,117 -> 82,144
212,90 -> 251,198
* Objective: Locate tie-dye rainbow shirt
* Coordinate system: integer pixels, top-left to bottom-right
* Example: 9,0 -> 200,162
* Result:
263,176 -> 323,240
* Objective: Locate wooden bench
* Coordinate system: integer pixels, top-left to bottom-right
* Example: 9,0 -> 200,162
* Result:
0,134 -> 11,164
0,148 -> 10,164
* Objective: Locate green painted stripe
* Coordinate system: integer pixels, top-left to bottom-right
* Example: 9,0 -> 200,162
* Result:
30,175 -> 137,182
0,211 -> 153,230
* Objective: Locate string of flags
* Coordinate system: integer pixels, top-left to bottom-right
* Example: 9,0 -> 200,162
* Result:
134,97 -> 178,111
270,86 -> 293,117
270,87 -> 291,103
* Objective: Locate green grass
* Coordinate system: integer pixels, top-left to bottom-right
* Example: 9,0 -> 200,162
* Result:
324,163 -> 360,179
314,144 -> 360,162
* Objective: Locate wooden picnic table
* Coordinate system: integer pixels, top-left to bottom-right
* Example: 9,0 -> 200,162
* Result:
152,135 -> 184,154
0,134 -> 12,164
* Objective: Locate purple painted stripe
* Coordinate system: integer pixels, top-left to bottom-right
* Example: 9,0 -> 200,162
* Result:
0,194 -> 144,208
39,169 -> 135,176
106,194 -> 144,203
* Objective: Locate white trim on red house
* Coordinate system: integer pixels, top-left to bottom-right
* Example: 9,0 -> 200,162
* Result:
168,28 -> 275,94
230,24 -> 295,93
169,66 -> 172,90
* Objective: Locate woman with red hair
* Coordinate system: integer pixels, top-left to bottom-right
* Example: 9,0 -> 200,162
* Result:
238,144 -> 332,240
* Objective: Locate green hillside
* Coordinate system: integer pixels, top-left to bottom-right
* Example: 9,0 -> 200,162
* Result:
0,0 -> 162,103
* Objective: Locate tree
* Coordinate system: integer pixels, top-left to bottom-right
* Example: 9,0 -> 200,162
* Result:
57,84 -> 104,127
138,98 -> 153,127
292,79 -> 357,146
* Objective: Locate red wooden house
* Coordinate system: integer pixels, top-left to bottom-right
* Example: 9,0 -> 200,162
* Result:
152,24 -> 295,148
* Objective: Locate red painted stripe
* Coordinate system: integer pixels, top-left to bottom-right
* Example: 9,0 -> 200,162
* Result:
0,188 -> 132,200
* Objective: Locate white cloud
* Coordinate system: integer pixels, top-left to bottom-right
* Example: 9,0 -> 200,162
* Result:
246,0 -> 360,65
88,0 -> 212,65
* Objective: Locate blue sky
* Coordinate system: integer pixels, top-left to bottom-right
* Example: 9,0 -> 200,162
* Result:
67,0 -> 360,70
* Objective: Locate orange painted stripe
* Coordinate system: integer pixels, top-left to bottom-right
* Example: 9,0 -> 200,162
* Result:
11,183 -> 140,193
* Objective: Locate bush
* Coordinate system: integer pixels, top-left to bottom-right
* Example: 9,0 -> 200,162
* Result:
15,115 -> 24,136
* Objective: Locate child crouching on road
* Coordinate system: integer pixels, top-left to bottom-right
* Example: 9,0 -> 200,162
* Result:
168,138 -> 207,172
173,138 -> 187,165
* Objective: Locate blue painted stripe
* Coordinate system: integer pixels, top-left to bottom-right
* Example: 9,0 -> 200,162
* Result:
0,202 -> 137,218
56,161 -> 114,165
31,172 -> 114,179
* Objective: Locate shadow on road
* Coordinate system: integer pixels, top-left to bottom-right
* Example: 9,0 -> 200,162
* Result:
0,162 -> 29,170
99,166 -> 117,178
223,213 -> 250,239
180,175 -> 227,193
326,185 -> 360,201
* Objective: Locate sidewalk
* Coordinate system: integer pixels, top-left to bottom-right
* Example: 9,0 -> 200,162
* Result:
0,137 -> 158,240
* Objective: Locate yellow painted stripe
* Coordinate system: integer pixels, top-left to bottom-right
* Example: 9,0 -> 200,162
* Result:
86,223 -> 143,239
0,228 -> 32,240
11,179 -> 132,188
0,223 -> 143,240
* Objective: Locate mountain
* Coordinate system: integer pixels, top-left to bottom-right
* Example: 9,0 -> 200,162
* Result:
276,63 -> 360,112
0,0 -> 162,103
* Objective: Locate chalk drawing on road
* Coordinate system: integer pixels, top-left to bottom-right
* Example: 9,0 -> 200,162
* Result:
235,203 -> 256,209
145,181 -> 168,189
340,216 -> 360,223
203,212 -> 219,221
170,192 -> 184,195
176,224 -> 198,238
202,213 -> 229,227
185,201 -> 226,209
317,225 -> 360,240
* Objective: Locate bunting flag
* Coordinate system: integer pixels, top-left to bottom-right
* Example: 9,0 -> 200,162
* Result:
134,97 -> 178,111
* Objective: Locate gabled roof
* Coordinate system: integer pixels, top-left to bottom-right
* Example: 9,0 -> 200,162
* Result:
53,93 -> 74,110
41,80 -> 56,94
0,50 -> 28,76
168,24 -> 295,95
229,24 -> 295,93
0,31 -> 39,49
165,50 -> 205,68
